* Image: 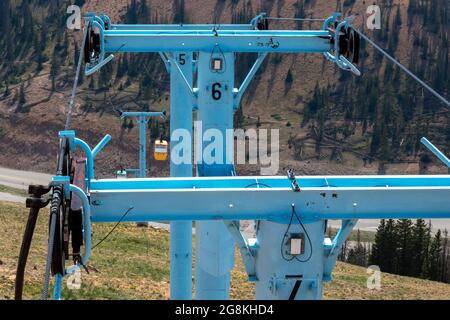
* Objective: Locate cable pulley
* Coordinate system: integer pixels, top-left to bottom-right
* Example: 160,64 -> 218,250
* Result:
331,24 -> 361,64
83,25 -> 100,64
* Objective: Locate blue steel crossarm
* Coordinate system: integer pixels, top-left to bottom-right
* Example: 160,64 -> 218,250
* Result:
103,30 -> 332,53
84,13 -> 360,78
87,175 -> 450,222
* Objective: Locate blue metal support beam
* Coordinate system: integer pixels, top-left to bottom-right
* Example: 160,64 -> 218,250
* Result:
194,51 -> 236,300
233,53 -> 268,110
224,221 -> 256,281
421,137 -> 450,169
323,219 -> 358,281
159,52 -> 170,72
167,51 -> 194,300
92,134 -> 111,158
166,55 -> 197,102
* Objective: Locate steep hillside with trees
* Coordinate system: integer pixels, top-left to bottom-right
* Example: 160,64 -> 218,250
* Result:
0,0 -> 448,177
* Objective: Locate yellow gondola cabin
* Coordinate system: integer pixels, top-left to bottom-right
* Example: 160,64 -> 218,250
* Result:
154,139 -> 168,161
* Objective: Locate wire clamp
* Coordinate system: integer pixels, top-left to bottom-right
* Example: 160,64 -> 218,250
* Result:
287,169 -> 301,192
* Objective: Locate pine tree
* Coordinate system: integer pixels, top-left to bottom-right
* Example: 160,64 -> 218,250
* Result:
49,42 -> 60,91
0,0 -> 9,33
125,0 -> 139,24
3,81 -> 10,99
234,106 -> 244,129
424,230 -> 442,281
294,0 -> 305,30
370,124 -> 382,157
21,0 -> 33,46
395,219 -> 413,275
347,229 -> 367,267
0,0 -> 12,59
421,221 -> 433,278
284,69 -> 293,95
35,25 -> 47,73
138,0 -> 149,23
17,83 -> 26,112
371,219 -> 398,273
394,5 -> 402,27
370,219 -> 386,266
173,0 -> 185,24
411,219 -> 428,277
441,229 -> 449,283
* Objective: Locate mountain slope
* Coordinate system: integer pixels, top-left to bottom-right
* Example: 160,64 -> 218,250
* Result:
0,0 -> 448,177
1,200 -> 450,300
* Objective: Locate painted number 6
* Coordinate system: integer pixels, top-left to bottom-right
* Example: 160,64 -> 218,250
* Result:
212,82 -> 222,101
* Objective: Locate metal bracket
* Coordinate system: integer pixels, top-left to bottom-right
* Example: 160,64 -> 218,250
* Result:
223,220 -> 257,281
25,192 -> 51,209
323,219 -> 357,281
85,54 -> 114,76
233,53 -> 267,110
287,169 -> 301,192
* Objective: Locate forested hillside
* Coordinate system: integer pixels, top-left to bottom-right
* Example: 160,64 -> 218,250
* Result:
333,219 -> 450,285
0,0 -> 448,176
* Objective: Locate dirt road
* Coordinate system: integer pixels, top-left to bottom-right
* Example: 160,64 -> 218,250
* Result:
0,166 -> 52,190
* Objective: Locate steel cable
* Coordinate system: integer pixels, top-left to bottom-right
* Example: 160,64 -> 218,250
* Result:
265,17 -> 326,22
353,27 -> 450,109
65,20 -> 90,130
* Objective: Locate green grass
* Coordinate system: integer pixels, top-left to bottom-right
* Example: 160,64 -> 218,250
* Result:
1,201 -> 450,300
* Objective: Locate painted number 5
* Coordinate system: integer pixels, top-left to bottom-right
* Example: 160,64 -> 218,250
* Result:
179,54 -> 186,65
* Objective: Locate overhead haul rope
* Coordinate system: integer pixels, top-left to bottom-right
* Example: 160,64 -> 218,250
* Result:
265,17 -> 326,22
65,20 -> 90,130
353,28 -> 450,109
